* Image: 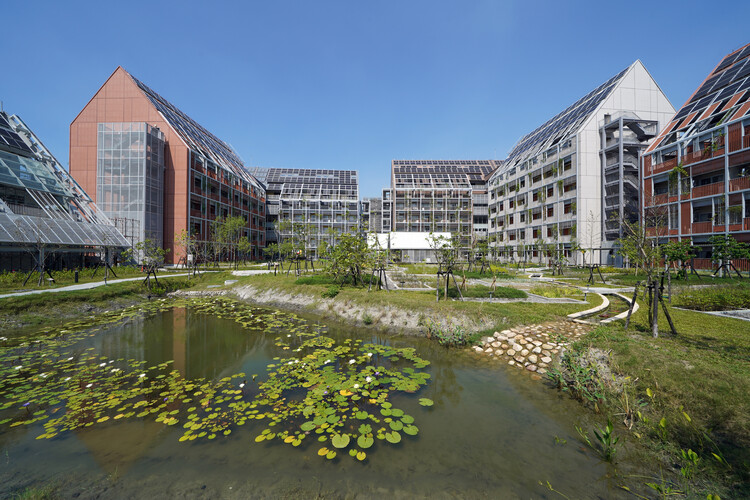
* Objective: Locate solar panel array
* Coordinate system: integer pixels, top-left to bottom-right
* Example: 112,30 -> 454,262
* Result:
391,160 -> 500,188
654,42 -> 750,148
504,66 -> 629,166
129,73 -> 263,190
0,114 -> 35,156
261,167 -> 358,186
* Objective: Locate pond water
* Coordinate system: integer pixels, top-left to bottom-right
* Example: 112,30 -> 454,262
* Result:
0,301 -> 630,499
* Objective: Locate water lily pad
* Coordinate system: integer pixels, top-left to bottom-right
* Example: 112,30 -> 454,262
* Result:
357,435 -> 374,449
300,421 -> 316,431
385,431 -> 401,444
356,451 -> 366,461
389,420 -> 403,431
358,424 -> 372,435
331,433 -> 350,448
418,398 -> 434,407
403,425 -> 419,436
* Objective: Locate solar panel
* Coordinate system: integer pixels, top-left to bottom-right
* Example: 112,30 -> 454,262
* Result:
652,43 -> 750,152
0,124 -> 34,155
129,74 -> 263,190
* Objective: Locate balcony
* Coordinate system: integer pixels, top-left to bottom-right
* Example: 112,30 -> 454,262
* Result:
730,177 -> 750,192
691,181 -> 724,198
691,221 -> 712,234
649,157 -> 677,176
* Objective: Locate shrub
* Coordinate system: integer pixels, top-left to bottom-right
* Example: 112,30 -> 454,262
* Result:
321,285 -> 340,298
362,313 -> 373,325
672,285 -> 750,311
295,273 -> 380,288
529,284 -> 583,299
438,285 -> 526,299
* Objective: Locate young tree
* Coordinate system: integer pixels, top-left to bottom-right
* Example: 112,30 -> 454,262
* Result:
133,239 -> 168,289
617,208 -> 675,337
661,240 -> 694,280
324,230 -> 370,285
428,232 -> 463,301
708,235 -> 750,278
175,228 -> 201,277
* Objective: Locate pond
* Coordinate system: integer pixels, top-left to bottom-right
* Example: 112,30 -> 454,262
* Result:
0,298 -> 629,498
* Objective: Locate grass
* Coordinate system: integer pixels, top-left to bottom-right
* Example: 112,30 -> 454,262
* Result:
10,483 -> 59,500
571,301 -> 750,496
237,272 -> 599,334
0,266 -> 191,293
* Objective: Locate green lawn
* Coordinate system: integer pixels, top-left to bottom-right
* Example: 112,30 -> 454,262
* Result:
575,302 -> 750,496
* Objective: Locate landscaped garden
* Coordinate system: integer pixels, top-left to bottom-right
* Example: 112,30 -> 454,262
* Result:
2,234 -> 750,498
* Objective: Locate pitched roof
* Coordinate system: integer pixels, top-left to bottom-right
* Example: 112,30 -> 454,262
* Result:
124,70 -> 263,190
648,42 -> 750,152
502,64 -> 631,169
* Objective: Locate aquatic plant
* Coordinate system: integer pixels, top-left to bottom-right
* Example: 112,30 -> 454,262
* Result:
575,417 -> 620,463
0,297 -> 433,462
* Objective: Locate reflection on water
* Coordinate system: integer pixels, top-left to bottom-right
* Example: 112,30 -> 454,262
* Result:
0,306 -> 628,499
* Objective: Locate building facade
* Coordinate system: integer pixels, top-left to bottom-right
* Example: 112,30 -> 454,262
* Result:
487,60 -> 675,265
0,109 -> 127,271
249,167 -> 359,258
383,160 -> 501,253
643,43 -> 750,266
361,196 -> 382,233
70,67 -> 266,264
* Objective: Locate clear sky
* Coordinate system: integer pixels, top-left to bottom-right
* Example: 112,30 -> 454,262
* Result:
1,1 -> 748,197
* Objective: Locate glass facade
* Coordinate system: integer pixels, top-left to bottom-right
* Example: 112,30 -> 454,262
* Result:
97,122 -> 165,249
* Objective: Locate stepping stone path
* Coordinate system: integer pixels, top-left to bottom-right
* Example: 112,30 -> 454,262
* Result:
471,320 -> 593,375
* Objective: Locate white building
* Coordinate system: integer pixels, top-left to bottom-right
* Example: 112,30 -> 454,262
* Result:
487,60 -> 675,265
369,231 -> 450,263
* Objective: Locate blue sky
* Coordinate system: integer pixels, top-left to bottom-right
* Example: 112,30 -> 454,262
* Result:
1,1 -> 749,197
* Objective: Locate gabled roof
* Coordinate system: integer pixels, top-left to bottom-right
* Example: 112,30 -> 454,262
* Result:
501,63 -> 631,169
122,69 -> 263,191
647,42 -> 750,152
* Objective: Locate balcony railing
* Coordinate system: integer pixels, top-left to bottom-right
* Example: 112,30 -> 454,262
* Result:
691,181 -> 724,198
691,221 -> 712,233
649,157 -> 677,176
730,177 -> 750,192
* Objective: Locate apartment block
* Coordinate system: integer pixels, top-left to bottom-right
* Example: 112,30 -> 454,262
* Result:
643,42 -> 750,267
248,167 -> 359,258
384,160 -> 501,251
70,67 -> 266,264
488,60 -> 674,265
0,109 -> 127,270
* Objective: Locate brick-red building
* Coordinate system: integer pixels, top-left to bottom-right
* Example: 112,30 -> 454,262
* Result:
643,42 -> 750,268
70,67 -> 265,264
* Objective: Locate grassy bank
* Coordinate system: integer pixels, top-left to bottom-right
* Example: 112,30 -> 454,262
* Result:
230,272 -> 598,338
560,299 -> 750,497
0,272 -> 229,332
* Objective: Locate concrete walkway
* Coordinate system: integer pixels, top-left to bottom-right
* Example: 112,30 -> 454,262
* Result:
0,272 -> 203,300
